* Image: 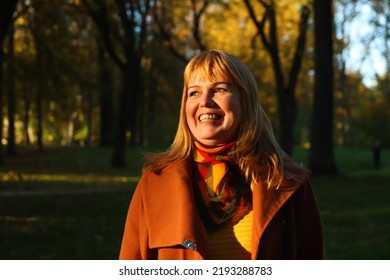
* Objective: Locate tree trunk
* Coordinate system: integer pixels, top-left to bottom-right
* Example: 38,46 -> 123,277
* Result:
23,95 -> 31,145
86,91 -> 93,147
36,90 -> 44,152
0,1 -> 19,162
308,0 -> 338,175
32,30 -> 44,152
278,87 -> 296,156
243,0 -> 310,156
0,1 -> 18,43
6,25 -> 17,156
84,0 -> 151,167
97,39 -> 114,147
144,63 -> 158,146
0,49 -> 4,164
110,66 -> 131,168
128,57 -> 141,146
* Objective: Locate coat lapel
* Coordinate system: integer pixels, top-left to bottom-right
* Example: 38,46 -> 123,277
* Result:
142,160 -> 206,256
250,181 -> 295,259
251,168 -> 311,259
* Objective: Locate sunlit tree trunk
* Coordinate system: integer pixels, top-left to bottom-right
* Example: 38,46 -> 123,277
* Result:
35,89 -> 44,152
22,94 -> 31,145
85,91 -> 93,147
308,0 -> 338,175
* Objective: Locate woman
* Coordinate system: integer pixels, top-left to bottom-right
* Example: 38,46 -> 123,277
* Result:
119,50 -> 325,260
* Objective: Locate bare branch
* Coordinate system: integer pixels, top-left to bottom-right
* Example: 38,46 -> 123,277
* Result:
288,5 -> 311,89
82,0 -> 125,71
137,0 -> 152,57
152,2 -> 188,63
243,0 -> 271,51
191,0 -> 209,51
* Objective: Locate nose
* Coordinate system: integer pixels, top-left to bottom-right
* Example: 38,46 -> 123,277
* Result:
199,90 -> 215,107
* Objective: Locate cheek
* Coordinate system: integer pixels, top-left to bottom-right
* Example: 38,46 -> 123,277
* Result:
185,102 -> 195,123
228,98 -> 241,123
231,109 -> 241,131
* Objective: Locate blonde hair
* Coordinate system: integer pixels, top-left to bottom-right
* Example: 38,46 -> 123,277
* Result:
144,50 -> 304,189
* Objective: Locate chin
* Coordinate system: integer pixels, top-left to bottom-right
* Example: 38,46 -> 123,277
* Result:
197,139 -> 226,147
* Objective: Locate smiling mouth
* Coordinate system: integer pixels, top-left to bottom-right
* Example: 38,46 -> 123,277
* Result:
199,114 -> 222,122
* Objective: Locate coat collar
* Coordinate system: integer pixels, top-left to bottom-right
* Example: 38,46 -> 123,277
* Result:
140,160 -> 310,259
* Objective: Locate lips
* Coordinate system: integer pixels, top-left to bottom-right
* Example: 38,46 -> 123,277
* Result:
199,113 -> 222,122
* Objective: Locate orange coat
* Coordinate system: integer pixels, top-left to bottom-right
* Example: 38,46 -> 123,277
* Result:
119,160 -> 325,260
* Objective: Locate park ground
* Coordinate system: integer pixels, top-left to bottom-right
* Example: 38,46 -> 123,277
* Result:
0,145 -> 389,259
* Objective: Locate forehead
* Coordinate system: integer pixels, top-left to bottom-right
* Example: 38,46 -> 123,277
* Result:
187,67 -> 229,85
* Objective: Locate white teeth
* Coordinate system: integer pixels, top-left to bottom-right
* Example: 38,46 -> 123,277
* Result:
199,114 -> 220,121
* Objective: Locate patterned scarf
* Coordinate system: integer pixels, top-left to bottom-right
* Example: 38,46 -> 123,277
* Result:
193,142 -> 251,229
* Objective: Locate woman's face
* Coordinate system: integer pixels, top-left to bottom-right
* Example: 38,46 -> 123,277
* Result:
185,73 -> 241,147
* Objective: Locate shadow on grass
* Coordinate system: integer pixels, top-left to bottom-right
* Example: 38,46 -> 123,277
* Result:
0,191 -> 134,259
1,145 -> 389,259
0,146 -> 142,260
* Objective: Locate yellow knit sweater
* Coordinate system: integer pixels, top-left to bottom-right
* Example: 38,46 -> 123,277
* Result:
203,206 -> 253,260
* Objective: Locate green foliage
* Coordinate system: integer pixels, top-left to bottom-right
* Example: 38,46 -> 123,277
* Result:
1,0 -> 389,149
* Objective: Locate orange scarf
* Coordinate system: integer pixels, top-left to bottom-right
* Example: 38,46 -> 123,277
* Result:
193,142 -> 251,229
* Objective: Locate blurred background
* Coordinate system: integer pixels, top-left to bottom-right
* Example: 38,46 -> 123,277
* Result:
0,0 -> 389,260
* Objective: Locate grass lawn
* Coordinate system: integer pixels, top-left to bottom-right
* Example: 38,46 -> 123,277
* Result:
0,145 -> 389,259
294,147 -> 390,259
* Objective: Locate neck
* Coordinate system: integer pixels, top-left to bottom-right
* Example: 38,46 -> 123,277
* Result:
194,141 -> 235,153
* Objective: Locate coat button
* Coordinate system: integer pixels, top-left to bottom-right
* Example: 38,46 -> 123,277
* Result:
182,239 -> 197,251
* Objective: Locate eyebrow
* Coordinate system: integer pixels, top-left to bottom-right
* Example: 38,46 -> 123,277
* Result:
187,81 -> 230,89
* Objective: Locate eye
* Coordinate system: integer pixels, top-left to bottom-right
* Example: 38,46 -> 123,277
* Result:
214,87 -> 230,94
188,90 -> 199,97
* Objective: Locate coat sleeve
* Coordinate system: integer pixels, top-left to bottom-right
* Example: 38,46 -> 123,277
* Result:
119,178 -> 157,260
292,179 -> 326,259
